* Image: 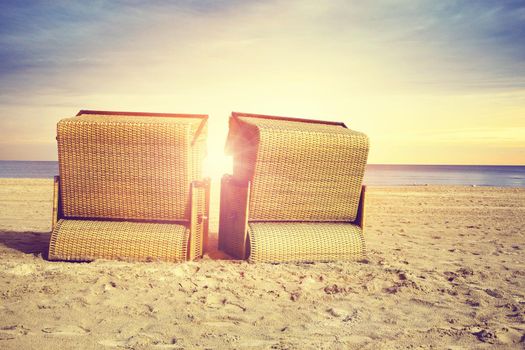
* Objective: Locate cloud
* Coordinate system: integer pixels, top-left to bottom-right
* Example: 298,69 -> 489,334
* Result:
1,0 -> 524,96
0,1 -> 524,163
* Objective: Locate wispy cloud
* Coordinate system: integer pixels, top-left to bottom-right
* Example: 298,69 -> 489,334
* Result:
0,1 -> 524,163
1,0 -> 524,95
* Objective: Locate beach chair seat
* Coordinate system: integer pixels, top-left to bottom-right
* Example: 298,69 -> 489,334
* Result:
49,110 -> 209,262
219,112 -> 369,263
49,220 -> 189,262
248,222 -> 365,263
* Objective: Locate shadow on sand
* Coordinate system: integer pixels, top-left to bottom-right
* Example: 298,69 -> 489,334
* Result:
0,230 -> 234,261
0,230 -> 51,258
205,232 -> 234,260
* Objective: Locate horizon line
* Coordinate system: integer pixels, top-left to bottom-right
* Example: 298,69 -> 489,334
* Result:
1,160 -> 523,167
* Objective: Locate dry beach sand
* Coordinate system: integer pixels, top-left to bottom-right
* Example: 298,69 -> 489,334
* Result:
0,178 -> 524,349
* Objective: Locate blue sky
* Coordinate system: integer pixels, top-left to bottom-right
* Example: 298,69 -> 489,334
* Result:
1,1 -> 524,164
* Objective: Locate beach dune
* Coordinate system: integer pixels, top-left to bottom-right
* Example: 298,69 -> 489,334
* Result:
0,178 -> 524,349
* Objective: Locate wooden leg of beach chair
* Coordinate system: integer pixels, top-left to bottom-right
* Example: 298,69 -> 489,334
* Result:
52,175 -> 60,231
189,180 -> 208,260
218,176 -> 230,255
241,183 -> 251,259
218,175 -> 250,260
203,177 -> 211,253
356,185 -> 366,232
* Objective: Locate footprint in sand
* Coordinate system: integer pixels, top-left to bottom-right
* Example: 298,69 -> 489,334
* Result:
0,325 -> 30,340
41,325 -> 90,336
97,339 -> 129,347
98,334 -> 178,349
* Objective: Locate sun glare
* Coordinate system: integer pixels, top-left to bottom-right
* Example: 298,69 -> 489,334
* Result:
203,150 -> 233,180
202,121 -> 233,179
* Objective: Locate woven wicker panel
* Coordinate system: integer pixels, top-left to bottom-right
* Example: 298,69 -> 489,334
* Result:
48,219 -> 189,262
57,115 -> 206,221
247,222 -> 365,263
231,117 -> 368,222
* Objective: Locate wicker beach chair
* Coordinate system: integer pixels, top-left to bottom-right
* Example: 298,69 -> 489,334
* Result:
218,112 -> 369,263
49,110 -> 210,262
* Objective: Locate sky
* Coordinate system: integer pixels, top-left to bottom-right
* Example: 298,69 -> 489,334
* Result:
0,0 -> 524,168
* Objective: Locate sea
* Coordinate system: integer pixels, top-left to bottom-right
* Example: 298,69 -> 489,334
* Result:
0,161 -> 524,187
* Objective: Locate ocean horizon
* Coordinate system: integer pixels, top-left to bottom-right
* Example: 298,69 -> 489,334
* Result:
0,160 -> 524,187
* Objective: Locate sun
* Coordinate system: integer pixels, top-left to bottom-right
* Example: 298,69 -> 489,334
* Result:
202,123 -> 233,180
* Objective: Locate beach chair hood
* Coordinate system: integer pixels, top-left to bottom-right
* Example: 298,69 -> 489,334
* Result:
225,112 -> 369,222
57,110 -> 207,222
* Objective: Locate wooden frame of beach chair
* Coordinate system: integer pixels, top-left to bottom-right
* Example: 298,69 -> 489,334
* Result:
49,110 -> 210,262
218,112 -> 369,263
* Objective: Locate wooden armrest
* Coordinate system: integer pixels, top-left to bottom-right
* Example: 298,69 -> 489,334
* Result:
189,178 -> 210,260
355,185 -> 366,230
52,176 -> 61,230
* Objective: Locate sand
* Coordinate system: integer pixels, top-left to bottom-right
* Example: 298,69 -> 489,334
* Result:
0,178 -> 524,349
